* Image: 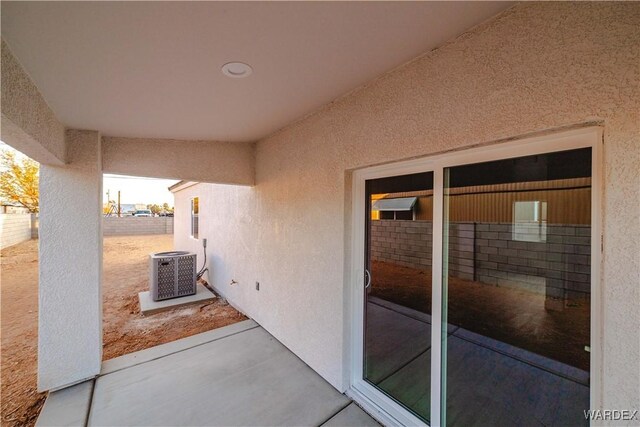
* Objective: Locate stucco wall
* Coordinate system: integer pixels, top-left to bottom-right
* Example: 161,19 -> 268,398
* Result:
1,40 -> 66,165
38,129 -> 102,391
102,137 -> 255,185
173,184 -> 258,318
0,213 -> 33,249
172,2 -> 639,410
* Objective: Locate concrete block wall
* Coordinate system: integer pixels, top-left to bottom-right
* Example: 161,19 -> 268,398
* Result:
370,220 -> 474,280
370,220 -> 433,270
445,222 -> 476,281
0,213 -> 33,249
103,216 -> 173,236
475,223 -> 591,299
371,220 -> 591,299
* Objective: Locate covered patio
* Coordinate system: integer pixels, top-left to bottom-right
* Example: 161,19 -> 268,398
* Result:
2,1 -> 638,426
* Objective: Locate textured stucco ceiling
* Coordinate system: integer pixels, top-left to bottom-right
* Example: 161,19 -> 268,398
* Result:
1,1 -> 512,142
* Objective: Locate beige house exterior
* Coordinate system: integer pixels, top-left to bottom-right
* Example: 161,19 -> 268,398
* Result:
1,2 -> 638,425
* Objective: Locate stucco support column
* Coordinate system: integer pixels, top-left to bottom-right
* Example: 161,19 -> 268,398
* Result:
38,130 -> 103,391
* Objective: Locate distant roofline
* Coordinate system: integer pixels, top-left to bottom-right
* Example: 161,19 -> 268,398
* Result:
168,181 -> 198,193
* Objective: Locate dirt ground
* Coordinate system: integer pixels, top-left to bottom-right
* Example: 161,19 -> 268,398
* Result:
371,260 -> 590,371
1,235 -> 246,427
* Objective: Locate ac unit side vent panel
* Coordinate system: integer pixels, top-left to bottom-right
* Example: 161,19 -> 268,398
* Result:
149,251 -> 197,301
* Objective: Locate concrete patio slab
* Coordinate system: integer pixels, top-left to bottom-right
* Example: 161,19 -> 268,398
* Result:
36,379 -> 93,427
138,283 -> 215,315
89,326 -> 355,426
322,403 -> 380,427
101,319 -> 259,375
39,321 -> 379,426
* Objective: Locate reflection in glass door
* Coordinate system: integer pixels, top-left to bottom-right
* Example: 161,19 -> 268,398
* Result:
363,171 -> 433,423
441,148 -> 592,426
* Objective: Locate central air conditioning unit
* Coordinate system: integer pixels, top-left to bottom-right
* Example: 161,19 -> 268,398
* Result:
149,251 -> 197,301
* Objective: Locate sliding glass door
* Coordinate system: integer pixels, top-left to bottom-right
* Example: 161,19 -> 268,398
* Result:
441,148 -> 592,426
351,128 -> 599,427
363,171 -> 434,423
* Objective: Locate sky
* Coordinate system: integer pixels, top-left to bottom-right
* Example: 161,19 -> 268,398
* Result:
1,141 -> 177,207
0,140 -> 27,163
103,174 -> 176,206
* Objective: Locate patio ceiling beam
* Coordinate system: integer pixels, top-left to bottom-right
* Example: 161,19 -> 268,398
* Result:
102,137 -> 255,186
1,40 -> 66,165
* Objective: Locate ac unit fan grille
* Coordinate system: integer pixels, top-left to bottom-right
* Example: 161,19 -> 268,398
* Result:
157,258 -> 176,300
149,252 -> 197,301
177,256 -> 196,296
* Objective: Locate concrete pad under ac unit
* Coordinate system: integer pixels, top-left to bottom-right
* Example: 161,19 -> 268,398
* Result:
138,283 -> 215,315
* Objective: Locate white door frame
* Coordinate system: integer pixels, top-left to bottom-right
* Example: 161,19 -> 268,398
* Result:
347,126 -> 603,426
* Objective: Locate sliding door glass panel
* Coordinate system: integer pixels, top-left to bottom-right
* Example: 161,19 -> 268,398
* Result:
364,171 -> 433,423
441,148 -> 591,426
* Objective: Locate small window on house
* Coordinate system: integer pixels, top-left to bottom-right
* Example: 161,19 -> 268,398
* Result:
191,197 -> 199,239
513,200 -> 547,242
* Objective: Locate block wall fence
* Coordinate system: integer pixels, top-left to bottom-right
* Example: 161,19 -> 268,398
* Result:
0,213 -> 38,249
0,214 -> 172,248
103,217 -> 173,236
370,220 -> 591,300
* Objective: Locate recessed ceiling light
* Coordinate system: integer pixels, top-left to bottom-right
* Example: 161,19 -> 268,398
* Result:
221,62 -> 253,78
